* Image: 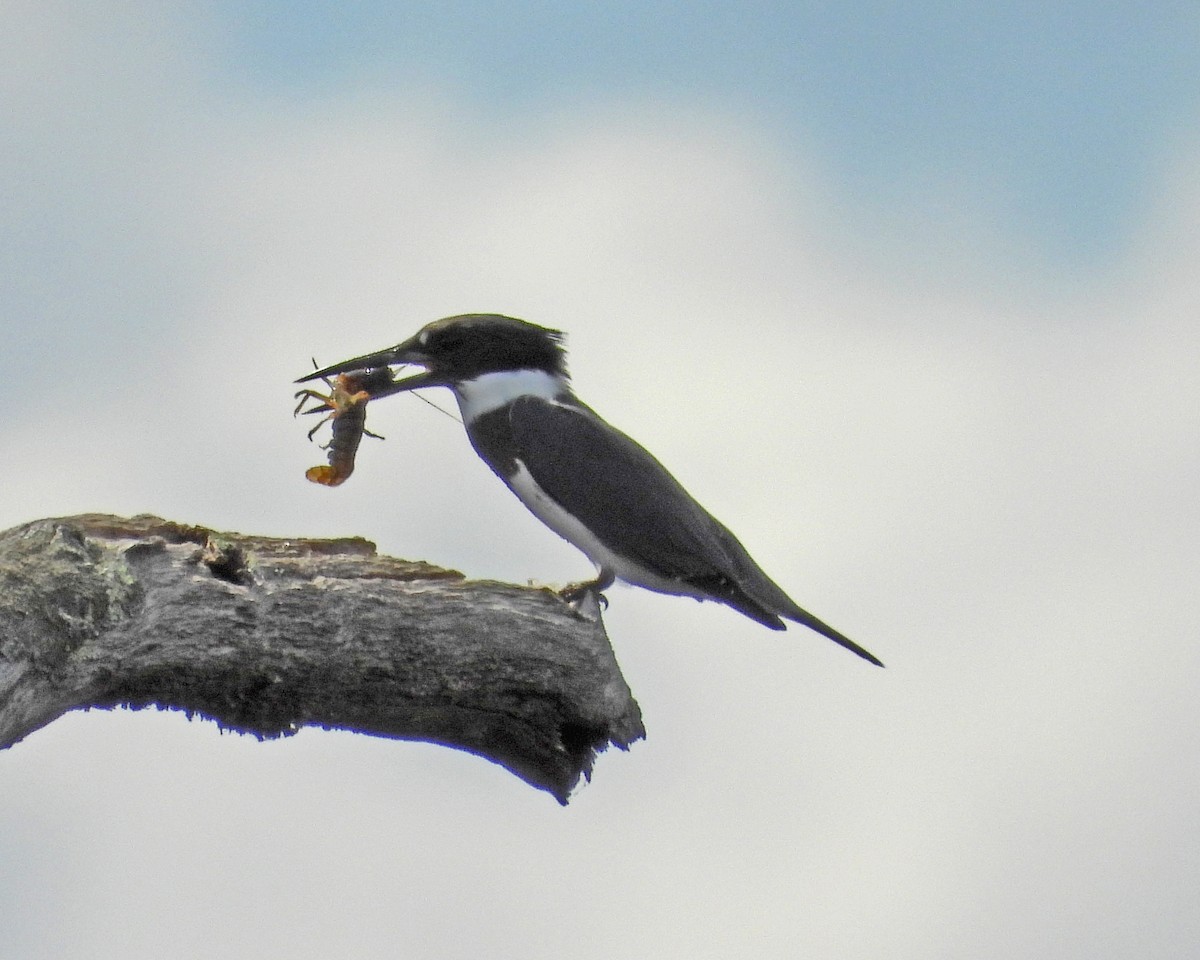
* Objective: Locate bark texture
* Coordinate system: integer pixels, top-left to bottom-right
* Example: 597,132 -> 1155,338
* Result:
0,514 -> 644,803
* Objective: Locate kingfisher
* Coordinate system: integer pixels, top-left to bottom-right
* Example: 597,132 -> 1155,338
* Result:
297,314 -> 881,666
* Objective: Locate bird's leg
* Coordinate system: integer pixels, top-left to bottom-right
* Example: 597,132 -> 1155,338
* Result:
558,567 -> 615,610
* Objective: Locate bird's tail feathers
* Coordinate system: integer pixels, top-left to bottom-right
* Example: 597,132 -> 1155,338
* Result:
781,601 -> 884,667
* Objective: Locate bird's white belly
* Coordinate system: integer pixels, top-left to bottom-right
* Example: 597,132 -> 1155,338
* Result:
507,461 -> 706,599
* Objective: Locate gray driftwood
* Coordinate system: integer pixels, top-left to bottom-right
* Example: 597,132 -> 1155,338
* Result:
0,514 -> 644,803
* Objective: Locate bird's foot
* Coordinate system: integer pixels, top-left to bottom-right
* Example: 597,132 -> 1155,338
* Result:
557,570 -> 615,619
558,580 -> 609,608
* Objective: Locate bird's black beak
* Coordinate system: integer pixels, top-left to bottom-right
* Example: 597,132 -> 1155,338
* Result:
295,335 -> 445,396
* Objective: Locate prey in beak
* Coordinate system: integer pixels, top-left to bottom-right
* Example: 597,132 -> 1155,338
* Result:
294,335 -> 443,399
292,333 -> 451,489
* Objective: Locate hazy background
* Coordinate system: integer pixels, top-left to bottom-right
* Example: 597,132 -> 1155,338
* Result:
3,3 -> 1198,958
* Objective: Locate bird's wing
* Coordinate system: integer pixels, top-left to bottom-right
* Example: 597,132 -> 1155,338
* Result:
505,396 -> 750,582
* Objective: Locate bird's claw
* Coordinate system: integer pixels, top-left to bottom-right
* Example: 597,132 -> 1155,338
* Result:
557,575 -> 613,622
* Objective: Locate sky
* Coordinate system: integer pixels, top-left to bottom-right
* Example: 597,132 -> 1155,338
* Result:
2,2 -> 1199,958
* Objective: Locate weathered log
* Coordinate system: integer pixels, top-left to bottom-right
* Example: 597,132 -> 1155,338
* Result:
0,514 -> 644,803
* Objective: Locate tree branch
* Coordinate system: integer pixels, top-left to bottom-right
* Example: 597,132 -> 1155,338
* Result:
0,514 -> 644,803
